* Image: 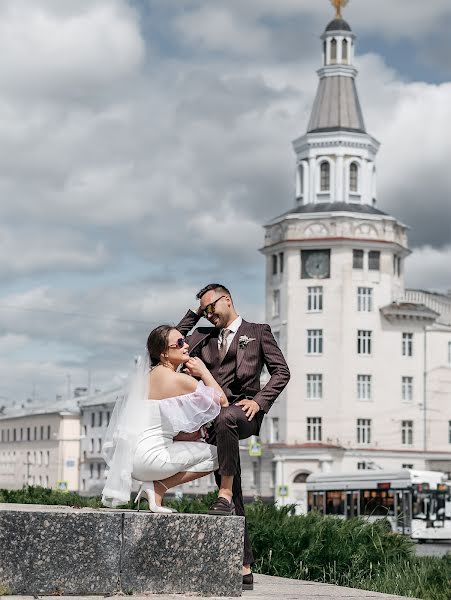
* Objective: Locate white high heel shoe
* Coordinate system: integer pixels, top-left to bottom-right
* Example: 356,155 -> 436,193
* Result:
134,481 -> 174,514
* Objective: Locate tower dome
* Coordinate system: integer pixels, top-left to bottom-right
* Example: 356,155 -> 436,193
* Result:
325,18 -> 352,32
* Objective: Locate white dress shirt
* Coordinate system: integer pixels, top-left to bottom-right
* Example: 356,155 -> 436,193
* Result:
218,315 -> 242,352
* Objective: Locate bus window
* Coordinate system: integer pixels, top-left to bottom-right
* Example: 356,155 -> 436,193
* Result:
360,490 -> 395,517
346,491 -> 359,518
412,491 -> 429,520
326,491 -> 346,515
310,491 -> 325,514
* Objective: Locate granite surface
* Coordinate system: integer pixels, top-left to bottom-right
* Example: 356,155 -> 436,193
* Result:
121,512 -> 244,596
0,505 -> 122,595
0,504 -> 244,597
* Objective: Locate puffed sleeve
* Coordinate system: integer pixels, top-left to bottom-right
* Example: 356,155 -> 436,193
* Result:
159,381 -> 221,434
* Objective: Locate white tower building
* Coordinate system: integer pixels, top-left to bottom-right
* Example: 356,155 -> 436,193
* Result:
260,8 -> 451,509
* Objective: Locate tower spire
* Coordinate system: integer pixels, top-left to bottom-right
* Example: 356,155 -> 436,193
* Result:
330,0 -> 349,19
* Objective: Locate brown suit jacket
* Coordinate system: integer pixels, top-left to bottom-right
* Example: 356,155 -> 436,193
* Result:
177,310 -> 290,432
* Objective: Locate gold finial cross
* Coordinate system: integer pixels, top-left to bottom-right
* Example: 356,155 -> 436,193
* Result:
330,0 -> 349,19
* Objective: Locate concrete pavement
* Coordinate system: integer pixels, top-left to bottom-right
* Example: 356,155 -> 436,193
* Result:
4,573 -> 419,599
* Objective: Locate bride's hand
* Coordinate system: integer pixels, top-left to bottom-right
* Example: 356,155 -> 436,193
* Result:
184,357 -> 209,378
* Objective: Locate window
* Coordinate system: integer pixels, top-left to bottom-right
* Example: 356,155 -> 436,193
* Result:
402,464 -> 414,469
357,330 -> 372,355
307,417 -> 322,442
91,412 -> 95,428
98,438 -> 102,453
353,249 -> 364,269
45,475 -> 49,488
307,286 -> 323,312
272,290 -> 280,317
320,161 -> 330,191
350,162 -> 358,192
307,330 -> 323,354
45,451 -> 50,466
357,419 -> 371,444
357,375 -> 372,401
90,464 -> 94,479
402,377 -> 413,402
402,333 -> 413,357
368,251 -> 380,271
393,255 -> 402,276
98,412 -> 103,427
34,426 -> 37,441
40,426 -> 44,440
357,287 -> 373,312
330,38 -> 337,63
97,463 -> 102,479
27,427 -> 30,441
307,374 -> 323,400
13,428 -> 16,442
20,428 -> 23,441
38,451 -> 43,466
298,164 -> 304,196
47,425 -> 51,439
269,418 -> 280,443
402,420 -> 413,446
342,38 -> 349,63
279,253 -> 284,274
272,255 -> 278,275
90,438 -> 94,453
106,412 -> 111,426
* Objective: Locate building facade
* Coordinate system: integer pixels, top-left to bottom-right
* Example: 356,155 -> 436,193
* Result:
258,10 -> 451,509
0,402 -> 80,492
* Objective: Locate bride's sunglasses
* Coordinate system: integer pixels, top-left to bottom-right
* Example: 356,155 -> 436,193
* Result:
168,337 -> 187,349
202,295 -> 226,318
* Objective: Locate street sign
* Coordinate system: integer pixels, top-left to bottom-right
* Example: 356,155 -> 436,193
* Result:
56,481 -> 68,492
277,484 -> 289,497
248,440 -> 262,457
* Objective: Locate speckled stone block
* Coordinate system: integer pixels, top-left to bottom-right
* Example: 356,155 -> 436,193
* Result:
0,504 -> 122,595
0,504 -> 244,597
120,512 -> 244,596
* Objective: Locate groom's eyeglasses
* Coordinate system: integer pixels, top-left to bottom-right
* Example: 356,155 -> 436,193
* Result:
202,295 -> 226,318
168,337 -> 187,349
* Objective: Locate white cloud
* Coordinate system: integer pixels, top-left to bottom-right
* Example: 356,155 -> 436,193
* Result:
0,0 -> 449,404
0,0 -> 144,97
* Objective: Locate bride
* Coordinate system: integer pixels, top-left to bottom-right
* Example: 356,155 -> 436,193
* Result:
101,325 -> 228,512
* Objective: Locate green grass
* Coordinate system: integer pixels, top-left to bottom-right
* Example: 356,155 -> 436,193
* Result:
1,488 -> 450,599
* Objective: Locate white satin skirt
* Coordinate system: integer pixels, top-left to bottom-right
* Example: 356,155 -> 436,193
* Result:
132,436 -> 218,482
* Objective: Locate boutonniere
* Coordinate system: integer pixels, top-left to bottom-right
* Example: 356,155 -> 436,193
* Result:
239,335 -> 256,349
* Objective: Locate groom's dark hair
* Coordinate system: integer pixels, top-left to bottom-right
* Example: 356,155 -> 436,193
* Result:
196,283 -> 231,300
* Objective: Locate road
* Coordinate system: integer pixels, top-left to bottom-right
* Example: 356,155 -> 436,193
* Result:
414,542 -> 451,557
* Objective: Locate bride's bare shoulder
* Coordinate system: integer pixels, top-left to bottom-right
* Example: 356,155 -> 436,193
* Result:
148,367 -> 198,400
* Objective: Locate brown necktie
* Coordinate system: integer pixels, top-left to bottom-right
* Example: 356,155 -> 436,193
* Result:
219,328 -> 231,362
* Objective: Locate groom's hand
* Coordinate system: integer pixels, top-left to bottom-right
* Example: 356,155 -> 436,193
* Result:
236,399 -> 260,421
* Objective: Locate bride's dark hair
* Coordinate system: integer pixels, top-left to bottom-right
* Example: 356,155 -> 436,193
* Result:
147,325 -> 176,367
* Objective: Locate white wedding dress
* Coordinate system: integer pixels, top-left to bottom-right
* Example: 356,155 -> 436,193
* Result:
132,381 -> 219,481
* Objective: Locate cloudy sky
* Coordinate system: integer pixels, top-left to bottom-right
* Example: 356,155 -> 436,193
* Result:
0,0 -> 450,406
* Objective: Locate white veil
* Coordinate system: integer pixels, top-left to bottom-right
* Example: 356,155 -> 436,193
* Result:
101,353 -> 150,508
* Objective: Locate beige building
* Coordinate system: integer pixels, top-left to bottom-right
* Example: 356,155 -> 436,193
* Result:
0,402 -> 80,492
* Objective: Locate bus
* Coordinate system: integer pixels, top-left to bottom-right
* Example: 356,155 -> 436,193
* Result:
306,469 -> 451,542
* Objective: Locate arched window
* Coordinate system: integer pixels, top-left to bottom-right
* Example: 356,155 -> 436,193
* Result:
293,472 -> 310,484
342,39 -> 348,64
330,38 -> 337,64
320,161 -> 330,192
323,40 -> 327,65
298,164 -> 304,195
350,162 -> 359,193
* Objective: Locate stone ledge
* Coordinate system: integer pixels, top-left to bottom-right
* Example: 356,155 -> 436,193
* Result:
0,504 -> 244,597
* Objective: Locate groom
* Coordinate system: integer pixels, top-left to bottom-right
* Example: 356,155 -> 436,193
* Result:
177,284 -> 290,589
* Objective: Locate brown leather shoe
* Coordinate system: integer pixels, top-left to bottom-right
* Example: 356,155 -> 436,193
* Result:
207,497 -> 235,516
242,572 -> 253,591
